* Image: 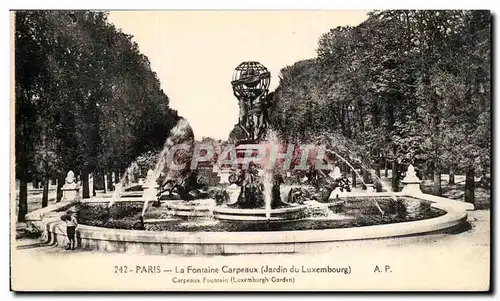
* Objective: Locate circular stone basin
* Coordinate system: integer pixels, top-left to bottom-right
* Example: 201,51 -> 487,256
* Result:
213,205 -> 307,221
119,191 -> 143,198
76,197 -> 448,232
29,192 -> 472,255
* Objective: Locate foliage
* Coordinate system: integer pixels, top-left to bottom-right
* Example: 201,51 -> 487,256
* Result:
15,11 -> 180,217
15,11 -> 180,179
268,10 -> 491,184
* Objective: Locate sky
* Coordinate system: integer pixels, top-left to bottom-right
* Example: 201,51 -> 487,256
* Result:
108,11 -> 369,140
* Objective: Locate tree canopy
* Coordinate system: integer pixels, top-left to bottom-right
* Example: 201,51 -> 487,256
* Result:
15,11 -> 180,219
267,10 -> 491,199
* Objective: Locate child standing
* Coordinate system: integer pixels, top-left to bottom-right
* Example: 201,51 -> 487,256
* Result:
61,211 -> 78,250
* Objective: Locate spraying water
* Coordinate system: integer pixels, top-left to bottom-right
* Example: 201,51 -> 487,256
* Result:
262,170 -> 273,220
226,184 -> 240,205
110,183 -> 122,206
108,161 -> 139,208
109,118 -> 194,213
261,130 -> 281,221
152,118 -> 194,183
324,149 -> 385,216
141,169 -> 157,216
143,118 -> 194,216
349,156 -> 403,204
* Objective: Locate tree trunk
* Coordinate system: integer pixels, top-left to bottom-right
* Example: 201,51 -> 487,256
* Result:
51,178 -> 57,186
449,168 -> 455,185
361,167 -> 368,190
432,158 -> 442,196
102,173 -> 107,192
352,171 -> 357,188
433,170 -> 442,196
464,168 -> 475,204
427,161 -> 435,180
114,169 -> 120,184
42,176 -> 49,208
374,166 -> 382,192
18,178 -> 28,222
391,160 -> 399,192
33,177 -> 39,189
107,171 -> 114,191
56,173 -> 65,202
82,170 -> 90,199
384,160 -> 388,178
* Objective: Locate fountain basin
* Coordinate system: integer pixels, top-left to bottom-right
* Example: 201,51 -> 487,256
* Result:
24,192 -> 473,255
119,191 -> 143,198
165,199 -> 215,218
144,218 -> 180,224
213,205 -> 307,221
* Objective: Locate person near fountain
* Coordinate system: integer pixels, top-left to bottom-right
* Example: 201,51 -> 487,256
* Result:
61,210 -> 78,250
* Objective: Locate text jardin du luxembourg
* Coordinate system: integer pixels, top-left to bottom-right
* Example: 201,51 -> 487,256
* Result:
174,265 -> 351,275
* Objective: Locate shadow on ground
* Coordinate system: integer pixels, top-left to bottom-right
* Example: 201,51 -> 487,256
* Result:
17,241 -> 53,250
437,221 -> 473,235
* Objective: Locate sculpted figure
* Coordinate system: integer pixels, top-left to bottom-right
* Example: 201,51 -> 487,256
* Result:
247,90 -> 267,141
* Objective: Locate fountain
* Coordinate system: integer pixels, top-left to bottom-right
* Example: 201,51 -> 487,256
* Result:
210,62 -> 307,221
149,62 -> 377,222
25,61 -> 473,255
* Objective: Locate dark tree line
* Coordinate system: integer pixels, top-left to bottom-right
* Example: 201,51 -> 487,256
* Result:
15,11 -> 180,221
267,10 -> 490,203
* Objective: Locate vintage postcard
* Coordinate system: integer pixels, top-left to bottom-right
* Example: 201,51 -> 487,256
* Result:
10,10 -> 491,291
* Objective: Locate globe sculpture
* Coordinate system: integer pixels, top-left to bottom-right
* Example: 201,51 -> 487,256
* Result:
231,61 -> 271,142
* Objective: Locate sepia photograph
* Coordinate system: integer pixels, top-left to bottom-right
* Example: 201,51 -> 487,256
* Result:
10,9 -> 491,291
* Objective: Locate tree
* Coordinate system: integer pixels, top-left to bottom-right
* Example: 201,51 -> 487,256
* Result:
15,11 -> 181,218
267,10 -> 490,201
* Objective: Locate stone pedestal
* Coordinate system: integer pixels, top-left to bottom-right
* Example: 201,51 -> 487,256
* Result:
62,187 -> 79,202
214,166 -> 231,184
401,164 -> 422,195
112,183 -> 123,199
61,171 -> 80,202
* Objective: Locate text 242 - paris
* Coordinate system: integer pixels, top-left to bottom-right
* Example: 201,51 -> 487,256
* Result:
114,265 -> 163,274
